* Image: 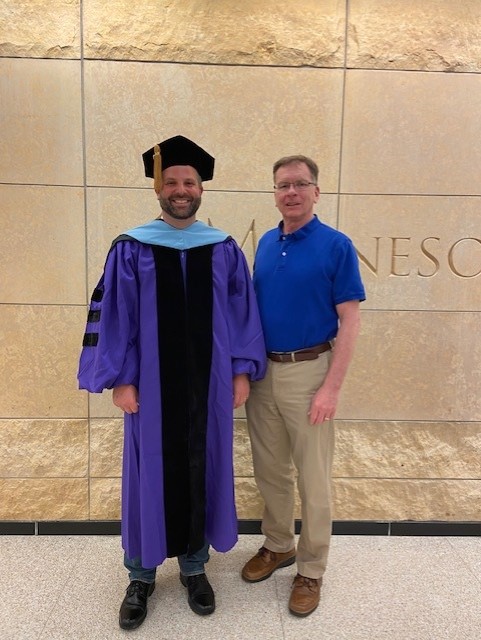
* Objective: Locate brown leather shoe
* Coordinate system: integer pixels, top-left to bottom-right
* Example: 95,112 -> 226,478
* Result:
288,573 -> 321,617
241,546 -> 296,583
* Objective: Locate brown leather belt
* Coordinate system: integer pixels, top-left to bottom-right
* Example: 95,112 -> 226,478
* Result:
267,342 -> 331,363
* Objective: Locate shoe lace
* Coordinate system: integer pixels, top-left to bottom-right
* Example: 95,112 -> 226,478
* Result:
293,575 -> 318,591
126,581 -> 145,596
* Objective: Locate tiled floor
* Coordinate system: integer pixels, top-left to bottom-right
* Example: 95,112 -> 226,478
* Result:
1,534 -> 480,639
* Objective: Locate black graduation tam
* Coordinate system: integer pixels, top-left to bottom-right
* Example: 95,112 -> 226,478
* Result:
142,135 -> 215,187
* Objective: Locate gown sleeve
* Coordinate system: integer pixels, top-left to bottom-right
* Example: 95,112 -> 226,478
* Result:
224,240 -> 267,381
77,241 -> 140,393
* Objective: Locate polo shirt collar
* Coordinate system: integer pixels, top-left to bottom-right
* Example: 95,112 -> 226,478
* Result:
277,214 -> 321,240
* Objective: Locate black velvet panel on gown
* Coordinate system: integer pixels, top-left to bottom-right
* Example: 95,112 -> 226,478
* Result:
152,245 -> 213,557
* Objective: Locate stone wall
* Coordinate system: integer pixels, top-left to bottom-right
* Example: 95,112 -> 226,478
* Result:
1,0 -> 480,523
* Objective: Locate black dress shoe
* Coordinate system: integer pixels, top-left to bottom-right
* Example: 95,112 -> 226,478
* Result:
179,572 -> 215,615
119,580 -> 155,630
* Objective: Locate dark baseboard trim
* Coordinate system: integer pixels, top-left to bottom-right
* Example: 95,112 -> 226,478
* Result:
238,520 -> 391,535
0,521 -> 36,535
37,521 -> 121,536
1,520 -> 480,536
390,521 -> 481,536
238,520 -> 262,535
333,521 -> 390,535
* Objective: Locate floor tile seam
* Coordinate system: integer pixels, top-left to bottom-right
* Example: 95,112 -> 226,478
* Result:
273,573 -> 289,639
444,538 -> 481,586
35,538 -> 91,640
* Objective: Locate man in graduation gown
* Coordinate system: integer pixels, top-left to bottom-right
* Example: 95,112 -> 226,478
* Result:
78,135 -> 266,629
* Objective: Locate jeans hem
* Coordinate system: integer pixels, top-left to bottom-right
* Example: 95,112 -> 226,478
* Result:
180,570 -> 206,577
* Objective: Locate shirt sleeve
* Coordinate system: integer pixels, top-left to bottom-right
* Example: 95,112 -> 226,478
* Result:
224,240 -> 267,381
332,237 -> 366,306
77,242 -> 140,393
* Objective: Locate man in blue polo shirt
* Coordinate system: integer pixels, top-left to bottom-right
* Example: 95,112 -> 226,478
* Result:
242,154 -> 365,617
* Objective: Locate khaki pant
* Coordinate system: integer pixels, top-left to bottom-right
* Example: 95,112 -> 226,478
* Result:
245,352 -> 334,579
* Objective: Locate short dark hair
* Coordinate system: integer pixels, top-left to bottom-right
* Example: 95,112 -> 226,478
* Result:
273,155 -> 319,183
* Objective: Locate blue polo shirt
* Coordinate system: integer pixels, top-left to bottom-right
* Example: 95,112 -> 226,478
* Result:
253,215 -> 365,352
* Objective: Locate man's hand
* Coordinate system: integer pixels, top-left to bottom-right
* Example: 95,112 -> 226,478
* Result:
233,373 -> 250,409
308,386 -> 338,425
308,299 -> 361,426
112,384 -> 139,414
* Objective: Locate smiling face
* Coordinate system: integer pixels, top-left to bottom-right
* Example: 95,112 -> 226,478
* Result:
273,161 -> 320,233
156,165 -> 203,227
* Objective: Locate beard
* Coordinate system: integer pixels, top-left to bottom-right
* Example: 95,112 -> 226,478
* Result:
158,194 -> 202,220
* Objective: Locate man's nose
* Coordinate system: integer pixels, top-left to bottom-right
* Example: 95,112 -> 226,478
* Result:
174,183 -> 189,194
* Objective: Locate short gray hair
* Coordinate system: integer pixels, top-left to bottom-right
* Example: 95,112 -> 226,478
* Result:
273,155 -> 319,183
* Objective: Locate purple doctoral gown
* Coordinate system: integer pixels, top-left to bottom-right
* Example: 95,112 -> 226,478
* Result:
78,221 -> 266,567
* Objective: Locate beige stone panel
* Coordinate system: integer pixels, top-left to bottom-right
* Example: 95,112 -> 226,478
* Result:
84,61 -> 343,192
235,478 -> 302,520
234,420 -> 253,478
1,185 -> 86,304
89,391 -> 123,419
85,188 -> 338,293
90,419 -> 123,478
334,421 -> 481,479
90,478 -> 121,519
339,195 -> 481,311
348,0 -> 481,72
0,0 -> 80,58
333,478 -> 481,520
85,188 -> 153,292
337,311 -> 481,422
341,70 -> 481,195
0,59 -> 83,186
0,419 -> 88,478
0,478 -> 88,519
84,0 -> 345,67
1,305 -> 87,418
235,478 -> 265,519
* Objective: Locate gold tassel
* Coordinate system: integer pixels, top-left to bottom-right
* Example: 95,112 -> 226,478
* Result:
153,144 -> 162,191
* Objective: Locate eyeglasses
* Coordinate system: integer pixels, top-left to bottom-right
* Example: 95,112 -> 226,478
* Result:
273,181 -> 317,192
